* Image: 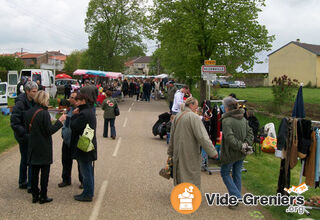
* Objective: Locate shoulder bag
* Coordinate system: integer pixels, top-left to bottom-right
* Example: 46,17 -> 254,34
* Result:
29,109 -> 44,132
77,124 -> 95,152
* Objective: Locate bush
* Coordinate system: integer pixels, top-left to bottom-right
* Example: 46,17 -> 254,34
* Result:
271,75 -> 299,113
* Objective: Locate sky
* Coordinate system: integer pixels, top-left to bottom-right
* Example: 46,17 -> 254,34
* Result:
0,0 -> 320,72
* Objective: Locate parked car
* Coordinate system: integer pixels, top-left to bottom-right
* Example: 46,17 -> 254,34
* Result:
174,83 -> 187,90
55,79 -> 80,95
212,80 -> 230,88
229,81 -> 246,88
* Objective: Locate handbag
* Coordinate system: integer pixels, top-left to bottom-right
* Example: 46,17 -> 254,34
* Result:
159,157 -> 173,179
29,109 -> 44,132
77,124 -> 95,152
114,105 -> 120,116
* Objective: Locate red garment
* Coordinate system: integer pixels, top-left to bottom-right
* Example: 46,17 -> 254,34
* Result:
97,93 -> 106,104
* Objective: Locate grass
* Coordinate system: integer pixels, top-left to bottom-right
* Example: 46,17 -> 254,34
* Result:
0,114 -> 16,153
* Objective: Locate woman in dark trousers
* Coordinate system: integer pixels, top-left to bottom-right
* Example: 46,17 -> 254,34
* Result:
71,93 -> 97,202
25,91 -> 66,204
102,90 -> 118,139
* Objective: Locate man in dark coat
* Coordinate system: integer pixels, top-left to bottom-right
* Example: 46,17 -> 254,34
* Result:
80,80 -> 98,113
64,81 -> 72,99
143,79 -> 152,102
70,93 -> 97,202
10,81 -> 38,191
58,92 -> 82,188
122,79 -> 129,97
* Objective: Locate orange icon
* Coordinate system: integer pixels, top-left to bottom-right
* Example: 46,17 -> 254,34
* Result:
170,183 -> 202,214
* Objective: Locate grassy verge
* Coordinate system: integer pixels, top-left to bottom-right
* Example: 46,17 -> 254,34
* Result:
0,114 -> 16,153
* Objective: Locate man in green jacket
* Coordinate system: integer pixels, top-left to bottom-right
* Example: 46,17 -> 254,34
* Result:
220,96 -> 253,208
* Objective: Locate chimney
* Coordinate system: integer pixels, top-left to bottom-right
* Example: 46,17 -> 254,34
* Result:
296,38 -> 300,42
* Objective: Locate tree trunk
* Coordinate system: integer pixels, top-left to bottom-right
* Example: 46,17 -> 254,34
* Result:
200,79 -> 206,104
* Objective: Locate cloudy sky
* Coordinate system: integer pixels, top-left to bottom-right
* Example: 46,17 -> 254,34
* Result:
0,0 -> 319,72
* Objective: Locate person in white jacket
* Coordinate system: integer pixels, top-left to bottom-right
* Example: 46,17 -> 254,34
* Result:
171,86 -> 189,115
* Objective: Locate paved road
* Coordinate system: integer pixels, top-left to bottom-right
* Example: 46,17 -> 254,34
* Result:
0,98 -> 273,220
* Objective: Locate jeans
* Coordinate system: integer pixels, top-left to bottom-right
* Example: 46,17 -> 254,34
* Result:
31,164 -> 50,199
78,160 -> 94,198
143,91 -> 150,102
103,118 -> 116,137
61,142 -> 82,184
18,141 -> 31,187
220,160 -> 243,199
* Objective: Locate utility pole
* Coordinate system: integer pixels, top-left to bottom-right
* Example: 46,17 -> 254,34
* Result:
20,48 -> 23,57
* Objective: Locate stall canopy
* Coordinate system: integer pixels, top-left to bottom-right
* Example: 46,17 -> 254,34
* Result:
73,69 -> 122,79
56,73 -> 72,79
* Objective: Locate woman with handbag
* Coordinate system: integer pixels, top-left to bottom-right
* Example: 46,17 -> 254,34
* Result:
71,93 -> 97,202
25,91 -> 66,204
101,90 -> 119,139
220,96 -> 254,209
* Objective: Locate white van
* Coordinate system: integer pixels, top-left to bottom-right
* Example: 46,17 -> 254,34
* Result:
19,69 -> 57,98
0,82 -> 8,108
7,71 -> 18,98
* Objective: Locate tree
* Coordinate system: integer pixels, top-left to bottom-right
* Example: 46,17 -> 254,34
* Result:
150,0 -> 274,102
85,0 -> 147,72
64,50 -> 83,72
0,56 -> 25,71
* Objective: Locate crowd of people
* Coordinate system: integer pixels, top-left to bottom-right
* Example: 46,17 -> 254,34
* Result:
166,85 -> 254,209
11,76 -> 254,210
11,81 -> 98,204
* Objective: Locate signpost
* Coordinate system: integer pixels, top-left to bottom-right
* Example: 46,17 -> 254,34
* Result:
204,60 -> 216,65
201,62 -> 227,100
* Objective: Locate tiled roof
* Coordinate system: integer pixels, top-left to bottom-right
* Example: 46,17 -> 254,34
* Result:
49,55 -> 67,61
134,56 -> 152,63
21,53 -> 45,59
268,41 -> 320,56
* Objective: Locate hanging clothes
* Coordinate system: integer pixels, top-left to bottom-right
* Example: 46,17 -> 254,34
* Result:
277,118 -> 294,195
289,119 -> 298,169
210,106 -> 218,144
297,119 -> 312,159
303,131 -> 317,187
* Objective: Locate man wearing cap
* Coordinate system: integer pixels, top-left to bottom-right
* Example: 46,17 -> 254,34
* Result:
167,81 -> 177,112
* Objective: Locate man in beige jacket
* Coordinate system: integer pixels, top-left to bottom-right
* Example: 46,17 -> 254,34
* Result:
168,97 -> 218,189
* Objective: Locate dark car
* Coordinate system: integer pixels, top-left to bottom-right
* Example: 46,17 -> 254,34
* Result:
213,80 -> 230,88
55,79 -> 79,95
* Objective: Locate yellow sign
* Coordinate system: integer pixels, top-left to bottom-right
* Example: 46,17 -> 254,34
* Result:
171,183 -> 202,214
204,60 -> 216,65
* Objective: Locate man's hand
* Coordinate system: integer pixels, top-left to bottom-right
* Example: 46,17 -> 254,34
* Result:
72,108 -> 79,115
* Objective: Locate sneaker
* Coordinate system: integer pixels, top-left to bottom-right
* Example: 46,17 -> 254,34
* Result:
79,183 -> 83,189
58,182 -> 71,188
228,203 -> 239,210
111,136 -> 116,140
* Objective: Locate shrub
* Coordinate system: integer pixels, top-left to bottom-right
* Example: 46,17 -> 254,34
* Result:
271,75 -> 299,112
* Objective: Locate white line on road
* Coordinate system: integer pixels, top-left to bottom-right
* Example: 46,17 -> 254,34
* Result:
128,107 -> 132,112
123,117 -> 128,127
131,102 -> 134,106
112,137 -> 122,157
89,170 -> 111,220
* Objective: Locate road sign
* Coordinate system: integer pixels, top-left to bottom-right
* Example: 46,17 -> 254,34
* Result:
204,60 -> 216,65
201,65 -> 226,74
202,73 -> 217,81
